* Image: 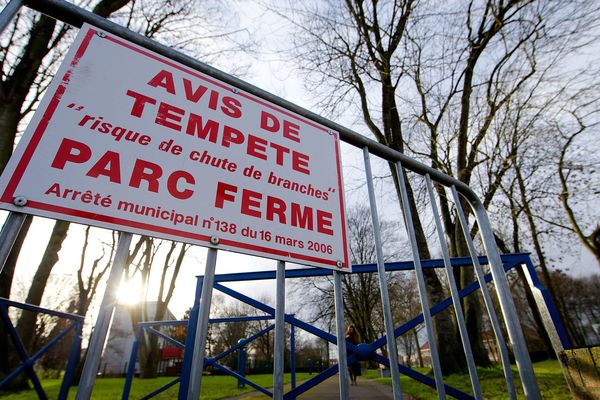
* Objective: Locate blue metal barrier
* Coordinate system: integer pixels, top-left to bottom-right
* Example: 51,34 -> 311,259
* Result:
123,315 -> 295,399
123,253 -> 570,399
0,298 -> 83,400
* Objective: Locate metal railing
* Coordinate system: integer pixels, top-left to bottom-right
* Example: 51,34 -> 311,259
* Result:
0,0 -> 549,398
0,298 -> 83,400
123,253 -> 567,399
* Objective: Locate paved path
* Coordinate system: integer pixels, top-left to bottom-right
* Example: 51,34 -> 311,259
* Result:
296,376 -> 395,399
225,375 -> 395,399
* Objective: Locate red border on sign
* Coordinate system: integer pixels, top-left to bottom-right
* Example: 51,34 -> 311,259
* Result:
1,27 -> 349,269
1,29 -> 96,203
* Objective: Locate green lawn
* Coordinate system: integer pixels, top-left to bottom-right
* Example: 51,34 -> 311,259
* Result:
0,372 -> 312,400
363,360 -> 571,399
0,361 -> 571,399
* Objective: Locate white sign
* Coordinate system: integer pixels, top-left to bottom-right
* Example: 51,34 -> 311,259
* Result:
0,24 -> 350,271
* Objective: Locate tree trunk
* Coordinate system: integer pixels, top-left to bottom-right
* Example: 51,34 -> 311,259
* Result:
390,164 -> 467,374
454,219 -> 492,368
7,220 -> 69,389
15,220 -> 70,352
140,333 -> 160,378
413,329 -> 423,368
0,216 -> 32,382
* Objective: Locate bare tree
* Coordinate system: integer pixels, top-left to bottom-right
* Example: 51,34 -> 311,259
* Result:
0,0 -> 255,383
124,237 -> 189,378
557,116 -> 600,266
278,0 -> 600,371
390,272 -> 424,367
291,205 -> 405,361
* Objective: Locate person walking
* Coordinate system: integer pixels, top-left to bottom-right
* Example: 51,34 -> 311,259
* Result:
345,325 -> 361,385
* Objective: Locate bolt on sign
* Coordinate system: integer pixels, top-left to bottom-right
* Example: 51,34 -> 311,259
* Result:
0,24 -> 350,271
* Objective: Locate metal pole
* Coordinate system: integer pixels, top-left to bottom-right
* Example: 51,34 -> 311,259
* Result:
394,162 -> 445,399
468,196 -> 541,399
451,186 -> 517,399
121,325 -> 142,400
76,232 -> 132,400
187,247 -> 218,399
521,257 -> 569,352
273,260 -> 285,400
363,147 -> 402,400
291,322 -> 296,391
178,276 -> 204,398
0,212 -> 27,275
334,271 -> 349,400
0,0 -> 23,34
59,319 -> 83,400
425,175 -> 482,399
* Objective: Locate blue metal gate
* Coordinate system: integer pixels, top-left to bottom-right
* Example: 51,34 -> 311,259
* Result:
0,298 -> 83,400
0,1 -> 568,399
120,253 -> 570,399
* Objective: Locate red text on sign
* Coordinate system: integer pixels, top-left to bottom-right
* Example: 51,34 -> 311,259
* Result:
214,181 -> 333,235
50,138 -> 195,199
147,69 -> 242,118
125,89 -> 310,174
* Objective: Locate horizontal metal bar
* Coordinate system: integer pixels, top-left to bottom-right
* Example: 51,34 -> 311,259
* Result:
137,319 -> 187,328
212,324 -> 274,364
145,326 -> 185,350
210,315 -> 273,323
0,297 -> 84,321
137,315 -> 273,329
208,254 -> 530,282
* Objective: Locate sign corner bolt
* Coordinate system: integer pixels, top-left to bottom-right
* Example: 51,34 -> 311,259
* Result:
13,196 -> 27,207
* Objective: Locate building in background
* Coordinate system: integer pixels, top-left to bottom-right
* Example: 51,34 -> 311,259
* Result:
100,302 -> 176,376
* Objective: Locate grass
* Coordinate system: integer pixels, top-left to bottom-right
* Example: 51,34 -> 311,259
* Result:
0,361 -> 571,399
0,372 -> 313,400
363,359 -> 571,399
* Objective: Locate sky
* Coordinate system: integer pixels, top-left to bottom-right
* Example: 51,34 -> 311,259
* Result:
2,0 -> 598,336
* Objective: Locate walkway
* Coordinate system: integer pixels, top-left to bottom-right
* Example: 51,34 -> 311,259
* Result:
226,375 -> 395,399
297,375 -> 395,399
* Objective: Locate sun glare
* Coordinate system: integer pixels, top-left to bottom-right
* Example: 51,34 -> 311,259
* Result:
117,279 -> 142,305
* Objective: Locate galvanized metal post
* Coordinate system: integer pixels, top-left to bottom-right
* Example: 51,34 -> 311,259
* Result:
274,260 -> 286,400
178,276 -> 204,398
363,147 -> 402,400
521,257 -> 568,353
469,196 -> 541,399
187,247 -> 218,399
76,232 -> 132,400
59,319 -> 83,400
334,271 -> 349,400
290,322 -> 296,391
451,186 -> 517,399
0,212 -> 27,275
122,325 -> 143,400
425,175 -> 482,399
395,163 -> 445,399
0,0 -> 23,34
